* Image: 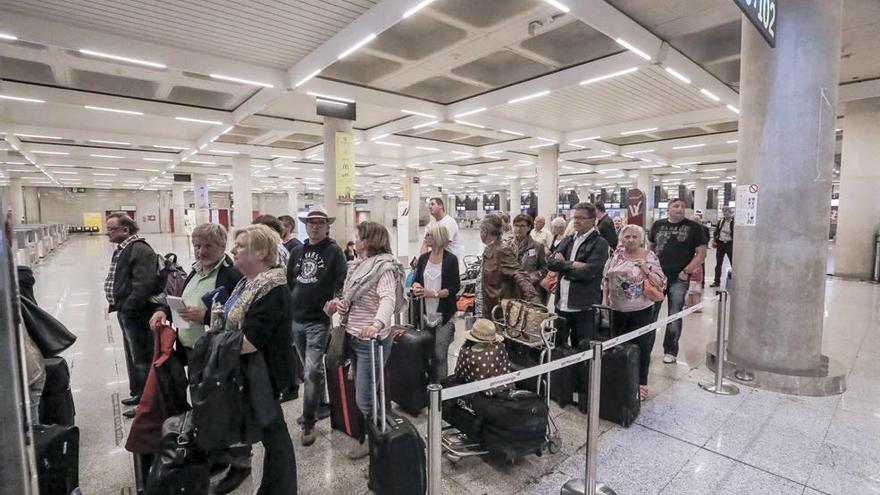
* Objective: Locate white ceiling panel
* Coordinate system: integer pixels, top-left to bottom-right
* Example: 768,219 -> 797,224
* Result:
484,65 -> 720,132
0,0 -> 379,69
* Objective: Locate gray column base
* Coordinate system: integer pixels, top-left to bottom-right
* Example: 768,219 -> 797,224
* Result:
706,343 -> 847,396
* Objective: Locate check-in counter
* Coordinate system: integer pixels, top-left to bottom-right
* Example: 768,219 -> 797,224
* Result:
12,228 -> 37,267
21,224 -> 50,258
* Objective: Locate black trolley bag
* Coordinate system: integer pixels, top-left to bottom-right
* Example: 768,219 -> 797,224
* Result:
40,356 -> 75,426
505,319 -> 579,409
34,424 -> 80,495
576,306 -> 641,427
471,390 -> 548,464
387,296 -> 433,415
367,339 -> 427,495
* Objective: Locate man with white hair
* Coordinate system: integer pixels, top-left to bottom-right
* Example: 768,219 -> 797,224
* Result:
530,215 -> 553,249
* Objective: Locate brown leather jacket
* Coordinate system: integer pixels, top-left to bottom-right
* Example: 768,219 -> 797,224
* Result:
480,239 -> 541,318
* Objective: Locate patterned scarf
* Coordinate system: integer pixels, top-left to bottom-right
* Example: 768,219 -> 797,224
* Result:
223,267 -> 288,333
341,253 -> 405,314
104,234 -> 143,305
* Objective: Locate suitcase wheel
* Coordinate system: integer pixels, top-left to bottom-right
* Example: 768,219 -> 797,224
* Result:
547,435 -> 563,454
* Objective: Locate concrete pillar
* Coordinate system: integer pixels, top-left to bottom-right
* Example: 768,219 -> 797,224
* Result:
406,170 -> 420,240
192,174 -> 210,225
637,169 -> 654,228
172,182 -> 186,235
232,154 -> 253,228
728,0 -> 845,392
371,193 -> 385,226
287,189 -> 300,216
693,179 -> 708,214
498,191 -> 509,215
323,117 -> 354,243
537,145 -> 559,219
476,195 -> 483,219
255,194 -> 268,216
834,98 -> 880,279
8,179 -> 25,225
510,178 -> 521,216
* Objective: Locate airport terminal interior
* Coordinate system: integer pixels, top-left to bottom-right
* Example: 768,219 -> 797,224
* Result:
1,0 -> 880,494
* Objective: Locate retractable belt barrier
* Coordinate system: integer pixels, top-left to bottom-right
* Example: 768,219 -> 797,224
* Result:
428,293 -> 728,495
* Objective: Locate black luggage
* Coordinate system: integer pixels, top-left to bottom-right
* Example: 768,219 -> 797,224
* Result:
367,339 -> 427,495
40,356 -> 75,426
576,307 -> 641,427
473,390 -> 548,463
326,358 -> 365,441
145,411 -> 210,495
506,339 -> 579,409
34,424 -> 80,495
387,301 -> 433,415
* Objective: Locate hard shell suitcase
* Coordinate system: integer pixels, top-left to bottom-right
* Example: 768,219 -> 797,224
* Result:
326,358 -> 365,441
40,356 -> 75,426
506,339 -> 578,409
367,340 -> 427,495
34,424 -> 80,495
387,325 -> 432,415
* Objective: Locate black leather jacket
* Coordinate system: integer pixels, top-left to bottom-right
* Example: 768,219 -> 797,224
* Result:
546,230 -> 609,311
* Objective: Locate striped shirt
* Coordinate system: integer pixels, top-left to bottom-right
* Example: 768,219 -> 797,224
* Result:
341,270 -> 397,340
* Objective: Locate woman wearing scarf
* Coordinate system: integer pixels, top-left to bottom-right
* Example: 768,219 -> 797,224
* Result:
602,224 -> 666,401
220,224 -> 297,494
325,221 -> 405,460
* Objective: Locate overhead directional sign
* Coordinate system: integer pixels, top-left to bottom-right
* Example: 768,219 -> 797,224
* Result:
733,0 -> 778,47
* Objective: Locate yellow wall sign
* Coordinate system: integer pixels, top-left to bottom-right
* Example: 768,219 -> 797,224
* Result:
335,131 -> 355,203
83,212 -> 103,233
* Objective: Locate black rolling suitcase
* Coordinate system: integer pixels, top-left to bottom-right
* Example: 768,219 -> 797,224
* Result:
471,390 -> 548,463
145,411 -> 209,495
576,307 -> 641,427
326,358 -> 365,441
387,297 -> 433,415
367,339 -> 427,495
34,424 -> 80,495
506,339 -> 579,409
40,356 -> 75,426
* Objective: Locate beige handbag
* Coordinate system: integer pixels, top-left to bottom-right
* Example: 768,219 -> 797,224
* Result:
499,299 -> 550,343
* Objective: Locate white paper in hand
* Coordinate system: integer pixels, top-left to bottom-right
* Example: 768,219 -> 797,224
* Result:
166,296 -> 191,330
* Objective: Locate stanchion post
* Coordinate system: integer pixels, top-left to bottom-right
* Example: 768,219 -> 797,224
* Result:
699,290 -> 739,395
561,342 -> 616,495
427,384 -> 442,495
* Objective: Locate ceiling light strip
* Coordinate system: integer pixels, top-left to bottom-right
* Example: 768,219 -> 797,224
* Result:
295,69 -> 322,88
542,0 -> 570,13
579,67 -> 638,85
175,116 -> 224,125
338,33 -> 377,60
401,109 -> 437,118
615,38 -> 652,61
209,74 -> 273,88
0,94 -> 45,103
85,105 -> 143,115
453,107 -> 486,118
700,88 -> 721,102
620,127 -> 658,136
507,90 -> 551,104
664,67 -> 691,84
78,49 -> 166,69
672,143 -> 705,150
403,0 -> 435,18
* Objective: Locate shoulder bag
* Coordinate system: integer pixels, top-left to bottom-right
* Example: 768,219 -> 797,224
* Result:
325,312 -> 350,369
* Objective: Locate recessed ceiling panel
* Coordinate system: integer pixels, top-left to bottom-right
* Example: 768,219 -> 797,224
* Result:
70,69 -> 158,99
166,86 -> 235,109
520,20 -> 620,66
371,15 -> 468,60
411,129 -> 470,141
431,0 -> 539,28
0,56 -> 56,84
451,50 -> 552,87
321,52 -> 403,85
399,76 -> 484,104
456,135 -> 502,146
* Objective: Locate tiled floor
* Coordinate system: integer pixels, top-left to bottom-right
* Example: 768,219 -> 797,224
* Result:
31,231 -> 880,494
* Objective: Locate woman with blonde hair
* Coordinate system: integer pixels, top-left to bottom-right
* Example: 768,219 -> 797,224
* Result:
602,223 -> 666,401
412,222 -> 461,381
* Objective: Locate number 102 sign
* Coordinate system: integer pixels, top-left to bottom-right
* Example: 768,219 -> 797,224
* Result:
734,0 -> 778,47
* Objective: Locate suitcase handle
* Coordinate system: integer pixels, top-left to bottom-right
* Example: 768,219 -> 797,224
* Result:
370,338 -> 387,434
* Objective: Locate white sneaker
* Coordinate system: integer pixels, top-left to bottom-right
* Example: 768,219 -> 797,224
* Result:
663,354 -> 676,364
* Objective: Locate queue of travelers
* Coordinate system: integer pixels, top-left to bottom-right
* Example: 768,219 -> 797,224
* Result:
104,196 -> 713,493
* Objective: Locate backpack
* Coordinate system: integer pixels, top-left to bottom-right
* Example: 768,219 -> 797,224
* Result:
156,253 -> 187,297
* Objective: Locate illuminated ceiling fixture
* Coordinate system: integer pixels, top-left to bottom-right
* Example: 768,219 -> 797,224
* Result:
620,127 -> 658,136
726,104 -> 740,114
31,151 -> 68,155
89,139 -> 131,146
579,67 -> 638,85
416,146 -> 439,152
455,120 -> 485,129
672,143 -> 705,150
78,49 -> 166,69
700,88 -> 721,102
306,92 -> 355,103
507,90 -> 551,104
664,67 -> 691,84
453,107 -> 486,119
143,157 -> 173,162
16,133 -> 63,140
412,120 -> 439,130
295,69 -> 322,88
271,154 -> 298,159
403,0 -> 435,18
85,105 -> 143,116
499,129 -> 525,137
401,109 -> 438,119
90,154 -> 124,159
586,154 -> 612,159
542,0 -> 570,13
153,145 -> 186,150
569,135 -> 601,143
373,141 -> 401,147
726,140 -> 739,144
529,142 -> 557,149
208,149 -> 239,154
338,33 -> 377,60
0,33 -> 18,41
615,38 -> 652,61
676,161 -> 702,166
626,149 -> 654,155
209,74 -> 273,88
175,116 -> 224,125
0,94 -> 45,104
316,98 -> 348,107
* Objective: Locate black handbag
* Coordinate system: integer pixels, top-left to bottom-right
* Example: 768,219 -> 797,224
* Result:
145,411 -> 209,495
20,296 -> 77,357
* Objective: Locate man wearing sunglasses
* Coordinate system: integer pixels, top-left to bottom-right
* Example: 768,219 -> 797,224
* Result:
287,209 -> 348,446
547,203 -> 609,348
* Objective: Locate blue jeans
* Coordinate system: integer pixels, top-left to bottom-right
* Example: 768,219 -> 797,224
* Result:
430,320 -> 456,382
349,336 -> 392,418
653,278 -> 689,356
292,319 -> 329,429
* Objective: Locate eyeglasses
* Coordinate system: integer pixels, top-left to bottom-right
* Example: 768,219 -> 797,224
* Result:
572,216 -> 595,221
306,220 -> 328,226
107,226 -> 125,232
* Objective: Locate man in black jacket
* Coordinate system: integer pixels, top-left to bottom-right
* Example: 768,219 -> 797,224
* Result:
595,201 -> 618,251
103,213 -> 158,418
710,207 -> 734,287
287,209 -> 348,446
547,203 -> 609,348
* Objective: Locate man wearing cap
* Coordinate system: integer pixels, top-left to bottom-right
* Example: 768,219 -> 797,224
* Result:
286,209 -> 348,446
